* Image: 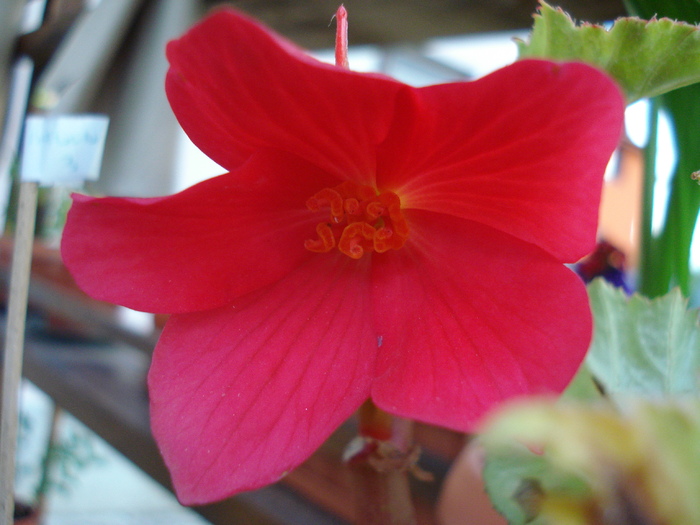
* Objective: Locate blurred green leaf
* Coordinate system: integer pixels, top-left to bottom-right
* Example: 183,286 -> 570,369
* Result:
482,440 -> 587,525
481,399 -> 700,524
518,1 -> 700,102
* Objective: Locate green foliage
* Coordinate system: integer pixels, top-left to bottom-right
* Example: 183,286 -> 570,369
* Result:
640,83 -> 700,298
481,2 -> 700,522
36,426 -> 103,498
481,281 -> 700,523
625,0 -> 700,301
482,400 -> 700,525
586,279 -> 700,395
518,1 -> 700,103
482,439 -> 588,525
623,0 -> 700,26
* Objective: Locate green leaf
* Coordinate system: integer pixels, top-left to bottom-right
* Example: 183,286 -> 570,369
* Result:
586,279 -> 700,396
518,1 -> 700,102
623,0 -> 700,26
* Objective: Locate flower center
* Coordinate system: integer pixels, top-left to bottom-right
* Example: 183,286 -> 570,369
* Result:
304,181 -> 409,259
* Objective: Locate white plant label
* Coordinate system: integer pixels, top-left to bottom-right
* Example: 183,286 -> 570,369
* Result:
20,115 -> 109,185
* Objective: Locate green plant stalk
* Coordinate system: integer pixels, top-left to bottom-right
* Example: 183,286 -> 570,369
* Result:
640,84 -> 700,297
658,84 -> 700,295
625,0 -> 700,297
639,99 -> 659,297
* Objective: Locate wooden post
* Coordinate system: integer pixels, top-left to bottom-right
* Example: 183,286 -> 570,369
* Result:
0,180 -> 39,525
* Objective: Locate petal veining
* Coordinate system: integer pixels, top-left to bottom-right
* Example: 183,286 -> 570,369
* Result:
149,254 -> 375,503
377,60 -> 625,262
166,8 -> 410,185
61,150 -> 338,314
370,210 -> 592,431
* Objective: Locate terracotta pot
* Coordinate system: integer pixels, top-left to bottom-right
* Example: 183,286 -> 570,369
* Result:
437,444 -> 506,525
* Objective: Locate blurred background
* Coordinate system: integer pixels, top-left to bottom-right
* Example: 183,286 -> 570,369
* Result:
1,1 -> 696,524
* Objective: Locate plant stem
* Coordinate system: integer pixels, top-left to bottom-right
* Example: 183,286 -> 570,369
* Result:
639,98 -> 658,296
345,400 -> 418,525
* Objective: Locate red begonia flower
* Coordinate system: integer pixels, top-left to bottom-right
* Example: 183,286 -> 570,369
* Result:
60,8 -> 624,504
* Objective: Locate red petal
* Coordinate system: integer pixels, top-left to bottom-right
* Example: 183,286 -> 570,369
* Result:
371,210 -> 592,432
149,254 -> 375,504
378,60 -> 624,262
166,8 -> 408,185
61,151 -> 338,313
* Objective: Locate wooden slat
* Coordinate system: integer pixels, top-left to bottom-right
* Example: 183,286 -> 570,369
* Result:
0,182 -> 39,525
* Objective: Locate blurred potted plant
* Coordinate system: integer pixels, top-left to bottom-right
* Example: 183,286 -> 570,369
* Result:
15,405 -> 101,524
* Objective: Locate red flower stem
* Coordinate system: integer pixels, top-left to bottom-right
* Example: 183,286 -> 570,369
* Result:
347,400 -> 418,525
334,11 -> 414,518
335,9 -> 415,514
335,5 -> 349,69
